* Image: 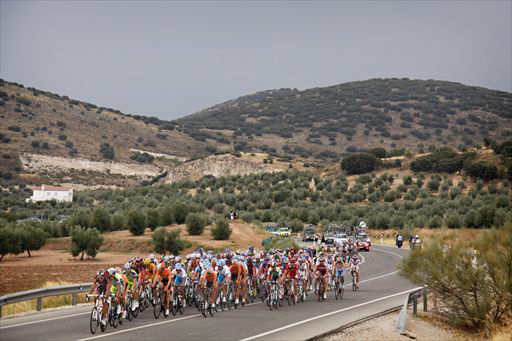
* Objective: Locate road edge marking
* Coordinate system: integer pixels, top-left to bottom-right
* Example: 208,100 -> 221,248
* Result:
239,286 -> 422,341
0,311 -> 90,330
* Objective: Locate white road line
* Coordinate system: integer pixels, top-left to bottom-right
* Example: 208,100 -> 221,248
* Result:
0,311 -> 90,330
77,314 -> 200,341
239,286 -> 422,341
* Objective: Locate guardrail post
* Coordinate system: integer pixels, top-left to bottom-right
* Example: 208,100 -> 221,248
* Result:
72,293 -> 77,306
0,304 -> 3,318
423,286 -> 428,312
412,295 -> 418,316
37,297 -> 43,311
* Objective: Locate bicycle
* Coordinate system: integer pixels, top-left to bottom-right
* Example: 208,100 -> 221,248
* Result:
201,287 -> 214,318
153,287 -> 169,319
317,276 -> 327,302
351,270 -> 358,291
109,294 -> 122,328
334,274 -> 345,300
268,281 -> 279,311
171,285 -> 185,316
125,290 -> 139,321
87,294 -> 108,334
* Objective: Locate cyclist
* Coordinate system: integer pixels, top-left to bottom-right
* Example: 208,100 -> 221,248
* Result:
88,269 -> 110,325
229,256 -> 242,305
171,263 -> 187,308
350,254 -> 361,289
333,255 -> 346,290
154,262 -> 172,315
109,268 -> 127,318
123,263 -> 139,311
315,255 -> 328,300
200,260 -> 218,309
284,257 -> 299,303
246,256 -> 257,300
217,259 -> 230,303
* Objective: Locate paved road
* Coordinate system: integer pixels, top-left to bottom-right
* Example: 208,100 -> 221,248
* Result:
0,245 -> 417,341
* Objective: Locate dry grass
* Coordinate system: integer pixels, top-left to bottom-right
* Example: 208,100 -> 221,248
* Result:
2,281 -> 87,317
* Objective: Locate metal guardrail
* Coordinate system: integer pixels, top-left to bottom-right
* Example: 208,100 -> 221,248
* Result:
395,286 -> 428,335
0,283 -> 91,318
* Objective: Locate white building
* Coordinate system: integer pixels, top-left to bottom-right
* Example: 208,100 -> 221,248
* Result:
26,185 -> 73,203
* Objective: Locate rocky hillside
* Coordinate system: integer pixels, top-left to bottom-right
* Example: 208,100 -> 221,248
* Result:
162,154 -> 282,184
178,78 -> 512,160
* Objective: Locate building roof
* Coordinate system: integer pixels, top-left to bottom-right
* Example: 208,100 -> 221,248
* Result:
29,185 -> 72,192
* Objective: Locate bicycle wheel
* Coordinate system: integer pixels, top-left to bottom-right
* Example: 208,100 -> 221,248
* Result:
154,296 -> 162,319
334,283 -> 339,300
90,307 -> 99,334
340,286 -> 344,300
201,298 -> 207,318
132,300 -> 139,318
179,297 -> 185,315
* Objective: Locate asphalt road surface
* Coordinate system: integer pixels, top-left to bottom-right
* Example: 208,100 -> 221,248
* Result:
0,245 -> 417,341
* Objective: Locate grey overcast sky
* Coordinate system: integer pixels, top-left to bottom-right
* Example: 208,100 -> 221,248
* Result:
1,1 -> 511,120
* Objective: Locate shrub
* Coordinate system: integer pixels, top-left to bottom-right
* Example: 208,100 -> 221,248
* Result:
341,153 -> 379,175
288,219 -> 304,233
464,162 -> 498,180
211,218 -> 232,240
400,225 -> 512,330
127,210 -> 146,236
131,151 -> 154,163
172,201 -> 190,224
15,225 -> 47,257
428,216 -> 442,228
0,225 -> 22,261
186,213 -> 206,235
145,208 -> 160,231
445,213 -> 461,228
31,140 -> 40,148
100,143 -> 115,160
90,207 -> 111,232
111,211 -> 126,231
70,227 -> 104,260
427,178 -> 440,192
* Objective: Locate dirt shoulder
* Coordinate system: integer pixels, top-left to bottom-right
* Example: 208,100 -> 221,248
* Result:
321,310 -> 479,341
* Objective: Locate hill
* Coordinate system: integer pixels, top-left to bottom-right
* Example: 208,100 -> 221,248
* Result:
177,78 -> 512,160
2,78 -> 511,186
0,80 -> 283,186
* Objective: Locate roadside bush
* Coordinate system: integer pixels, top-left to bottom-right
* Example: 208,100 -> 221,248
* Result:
70,227 -> 104,260
428,216 -> 442,228
127,210 -> 147,236
158,206 -> 174,226
400,225 -> 512,331
186,213 -> 206,235
211,218 -> 232,240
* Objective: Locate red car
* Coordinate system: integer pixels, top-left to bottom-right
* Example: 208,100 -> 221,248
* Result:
356,239 -> 370,252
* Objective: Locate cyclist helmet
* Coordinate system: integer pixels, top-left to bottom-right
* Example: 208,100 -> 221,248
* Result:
124,263 -> 131,270
97,269 -> 105,277
107,268 -> 115,276
175,263 -> 183,270
148,253 -> 155,261
115,267 -> 122,273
